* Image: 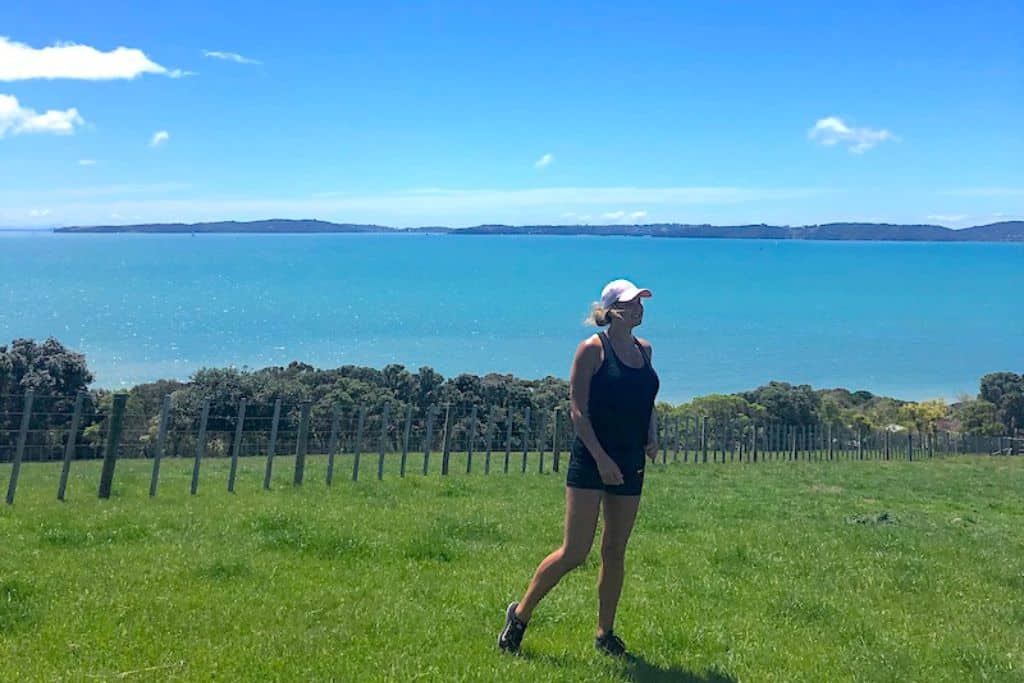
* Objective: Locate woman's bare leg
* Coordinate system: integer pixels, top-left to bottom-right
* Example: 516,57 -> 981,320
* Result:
515,487 -> 602,622
597,493 -> 641,636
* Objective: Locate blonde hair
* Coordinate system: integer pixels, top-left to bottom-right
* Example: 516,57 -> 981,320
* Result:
584,301 -> 621,327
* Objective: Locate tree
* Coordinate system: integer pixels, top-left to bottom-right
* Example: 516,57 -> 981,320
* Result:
953,399 -> 1003,436
740,381 -> 819,424
0,337 -> 93,399
900,399 -> 948,435
0,338 -> 95,454
980,372 -> 1024,433
819,396 -> 843,424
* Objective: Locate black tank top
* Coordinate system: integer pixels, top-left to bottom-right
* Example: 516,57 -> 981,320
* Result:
572,332 -> 660,463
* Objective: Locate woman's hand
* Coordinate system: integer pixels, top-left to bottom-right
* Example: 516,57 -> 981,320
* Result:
645,439 -> 659,463
595,455 -> 624,486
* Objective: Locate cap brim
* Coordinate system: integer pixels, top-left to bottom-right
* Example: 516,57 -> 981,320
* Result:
619,287 -> 652,302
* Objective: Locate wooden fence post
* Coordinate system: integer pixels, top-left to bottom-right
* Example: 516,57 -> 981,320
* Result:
673,417 -> 680,462
701,416 -> 708,464
293,402 -> 311,485
352,405 -> 366,481
228,398 -> 247,493
422,405 -> 437,475
58,391 -> 85,501
538,410 -> 548,474
326,405 -> 342,486
400,405 -> 413,478
552,408 -> 561,473
190,397 -> 211,496
484,412 -> 497,475
686,416 -> 692,463
98,393 -> 128,500
147,395 -> 171,497
466,406 -> 477,474
499,408 -> 510,473
440,404 -> 453,476
263,399 -> 282,489
377,404 -> 390,480
751,422 -> 758,463
663,417 -> 671,464
5,390 -> 35,505
521,407 -> 531,473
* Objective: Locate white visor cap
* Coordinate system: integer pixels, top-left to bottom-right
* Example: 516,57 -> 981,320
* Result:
600,279 -> 652,310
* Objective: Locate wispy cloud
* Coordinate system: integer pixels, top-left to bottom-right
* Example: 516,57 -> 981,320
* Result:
150,130 -> 169,147
599,209 -> 649,223
0,36 -> 186,80
78,159 -> 97,166
945,187 -> 1024,197
324,186 -> 821,206
0,93 -> 84,137
202,50 -> 260,65
808,116 -> 895,154
1,182 -> 190,200
0,185 -> 826,227
534,153 -> 554,168
926,214 -> 968,224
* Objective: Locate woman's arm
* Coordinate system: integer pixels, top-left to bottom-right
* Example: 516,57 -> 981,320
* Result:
569,337 -> 611,462
639,339 -> 659,460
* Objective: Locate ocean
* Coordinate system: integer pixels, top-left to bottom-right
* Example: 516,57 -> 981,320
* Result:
1,231 -> 1021,403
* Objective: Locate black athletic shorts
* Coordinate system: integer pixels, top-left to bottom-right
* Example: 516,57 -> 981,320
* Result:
566,446 -> 645,497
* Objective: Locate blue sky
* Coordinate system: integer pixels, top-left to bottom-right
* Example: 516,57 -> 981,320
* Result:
1,1 -> 1021,228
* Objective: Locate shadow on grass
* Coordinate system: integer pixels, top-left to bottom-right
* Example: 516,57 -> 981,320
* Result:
623,653 -> 736,683
519,650 -> 736,682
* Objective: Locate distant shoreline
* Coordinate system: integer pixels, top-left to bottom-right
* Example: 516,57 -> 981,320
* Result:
49,219 -> 1024,242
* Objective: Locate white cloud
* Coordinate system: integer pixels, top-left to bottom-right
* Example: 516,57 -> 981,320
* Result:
602,210 -> 626,220
78,159 -> 96,166
808,116 -> 895,154
630,210 -> 648,220
202,50 -> 260,65
150,130 -> 169,147
28,208 -> 51,217
0,36 -> 183,81
926,214 -> 967,223
534,153 -> 554,168
0,93 -> 84,137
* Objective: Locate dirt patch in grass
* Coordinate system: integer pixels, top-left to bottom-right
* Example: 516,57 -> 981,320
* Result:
845,511 -> 896,526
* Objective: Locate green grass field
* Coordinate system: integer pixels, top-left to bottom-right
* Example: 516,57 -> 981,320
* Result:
2,453 -> 1022,682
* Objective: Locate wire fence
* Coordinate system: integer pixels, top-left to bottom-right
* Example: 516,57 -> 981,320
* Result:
2,391 -> 1020,504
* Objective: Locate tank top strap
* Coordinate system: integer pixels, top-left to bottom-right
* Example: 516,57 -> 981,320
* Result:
633,337 -> 652,367
597,331 -> 618,371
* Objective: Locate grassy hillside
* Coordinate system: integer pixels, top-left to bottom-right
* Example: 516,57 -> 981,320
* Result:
2,455 -> 1021,681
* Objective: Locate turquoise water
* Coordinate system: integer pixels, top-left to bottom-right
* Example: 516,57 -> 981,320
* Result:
1,231 -> 1021,402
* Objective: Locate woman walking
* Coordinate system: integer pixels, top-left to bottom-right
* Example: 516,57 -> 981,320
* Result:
498,278 -> 660,656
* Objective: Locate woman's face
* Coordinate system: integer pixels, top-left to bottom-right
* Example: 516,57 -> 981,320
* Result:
613,297 -> 644,326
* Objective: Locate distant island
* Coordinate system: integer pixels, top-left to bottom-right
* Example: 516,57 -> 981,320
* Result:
53,219 -> 1024,242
